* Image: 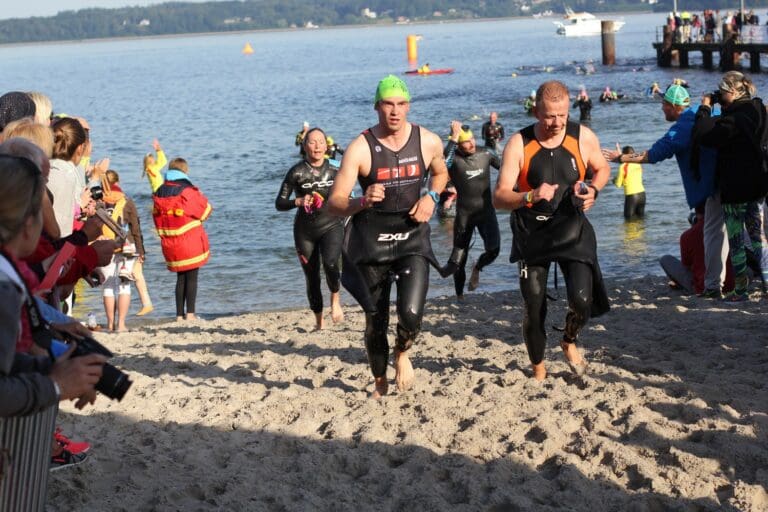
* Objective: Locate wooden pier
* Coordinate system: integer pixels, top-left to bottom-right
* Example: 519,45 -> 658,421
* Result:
652,26 -> 768,72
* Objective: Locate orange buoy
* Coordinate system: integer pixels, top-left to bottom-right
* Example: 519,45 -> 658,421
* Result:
242,42 -> 254,55
406,35 -> 421,68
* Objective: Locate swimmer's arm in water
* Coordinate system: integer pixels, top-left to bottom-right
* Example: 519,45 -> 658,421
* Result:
328,134 -> 382,216
410,127 -> 448,223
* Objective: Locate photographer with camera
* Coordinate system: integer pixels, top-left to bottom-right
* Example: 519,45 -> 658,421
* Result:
0,153 -> 108,506
694,71 -> 768,301
95,170 -> 145,332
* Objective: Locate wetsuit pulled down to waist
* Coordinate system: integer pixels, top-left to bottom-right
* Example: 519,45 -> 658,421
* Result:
341,209 -> 439,312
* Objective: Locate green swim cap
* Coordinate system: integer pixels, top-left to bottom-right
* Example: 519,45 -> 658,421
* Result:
374,75 -> 411,105
663,84 -> 690,106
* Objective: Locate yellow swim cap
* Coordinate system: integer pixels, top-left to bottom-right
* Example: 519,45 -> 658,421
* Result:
375,75 -> 411,105
326,136 -> 334,145
458,128 -> 473,143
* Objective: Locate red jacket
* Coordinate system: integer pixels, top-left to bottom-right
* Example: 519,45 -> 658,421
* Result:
152,179 -> 212,272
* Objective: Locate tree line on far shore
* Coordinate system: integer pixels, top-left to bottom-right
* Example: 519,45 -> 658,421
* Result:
1,0 -> 767,45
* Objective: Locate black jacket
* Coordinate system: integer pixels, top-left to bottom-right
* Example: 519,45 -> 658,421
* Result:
694,97 -> 768,203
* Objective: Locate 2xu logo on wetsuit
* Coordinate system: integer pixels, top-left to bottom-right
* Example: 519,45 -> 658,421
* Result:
377,232 -> 411,242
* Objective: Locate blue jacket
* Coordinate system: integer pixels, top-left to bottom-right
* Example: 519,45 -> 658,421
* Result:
647,106 -> 718,209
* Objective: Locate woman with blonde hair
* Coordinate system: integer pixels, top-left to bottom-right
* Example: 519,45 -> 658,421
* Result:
27,92 -> 53,126
142,138 -> 167,193
695,71 -> 768,300
98,170 -> 147,330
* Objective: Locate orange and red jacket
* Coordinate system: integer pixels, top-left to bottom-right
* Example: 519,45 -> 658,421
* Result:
152,179 -> 212,272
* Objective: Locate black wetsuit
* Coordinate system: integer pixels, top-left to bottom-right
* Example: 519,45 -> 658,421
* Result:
481,121 -> 505,151
442,141 -> 501,295
574,97 -> 592,122
343,124 -> 435,378
275,159 -> 343,314
512,121 -> 609,365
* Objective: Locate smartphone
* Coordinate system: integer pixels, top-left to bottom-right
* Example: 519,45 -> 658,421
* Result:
577,181 -> 589,195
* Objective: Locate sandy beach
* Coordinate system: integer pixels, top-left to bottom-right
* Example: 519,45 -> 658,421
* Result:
46,276 -> 767,511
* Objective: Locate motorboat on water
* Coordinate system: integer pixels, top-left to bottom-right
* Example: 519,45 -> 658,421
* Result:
553,7 -> 625,37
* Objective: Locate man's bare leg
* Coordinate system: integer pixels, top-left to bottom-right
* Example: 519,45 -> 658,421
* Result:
394,348 -> 414,391
371,376 -> 388,399
330,292 -> 344,323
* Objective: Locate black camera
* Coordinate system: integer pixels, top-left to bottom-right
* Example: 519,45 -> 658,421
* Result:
90,184 -> 103,202
71,336 -> 132,401
710,90 -> 722,105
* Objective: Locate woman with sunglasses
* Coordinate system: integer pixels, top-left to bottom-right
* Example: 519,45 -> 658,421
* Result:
275,127 -> 344,330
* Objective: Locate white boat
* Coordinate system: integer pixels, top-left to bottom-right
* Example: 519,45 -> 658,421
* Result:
553,8 -> 625,37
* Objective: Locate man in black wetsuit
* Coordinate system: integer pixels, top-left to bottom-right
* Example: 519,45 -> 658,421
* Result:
481,112 -> 505,152
328,75 -> 448,398
440,120 -> 501,298
494,80 -> 610,381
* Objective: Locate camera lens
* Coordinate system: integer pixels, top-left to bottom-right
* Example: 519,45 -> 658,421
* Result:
96,363 -> 133,401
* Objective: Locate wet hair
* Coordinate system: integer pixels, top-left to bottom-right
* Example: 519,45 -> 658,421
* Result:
535,80 -> 570,105
303,127 -> 327,148
0,154 -> 44,244
168,157 -> 188,173
622,146 -> 635,155
0,118 -> 54,157
27,92 -> 53,125
51,117 -> 86,161
719,71 -> 756,100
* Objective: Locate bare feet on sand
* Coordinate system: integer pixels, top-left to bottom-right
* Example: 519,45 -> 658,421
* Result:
330,294 -> 344,324
560,340 -> 588,376
371,377 -> 389,399
468,264 -> 480,291
532,363 -> 547,381
313,312 -> 324,331
394,349 -> 414,392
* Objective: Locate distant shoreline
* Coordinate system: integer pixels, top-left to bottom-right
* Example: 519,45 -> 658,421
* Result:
0,10 -> 652,49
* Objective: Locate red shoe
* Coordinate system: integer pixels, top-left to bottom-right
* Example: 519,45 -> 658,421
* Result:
55,428 -> 91,455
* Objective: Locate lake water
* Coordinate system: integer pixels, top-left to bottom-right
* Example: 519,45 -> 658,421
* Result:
1,12 -> 766,321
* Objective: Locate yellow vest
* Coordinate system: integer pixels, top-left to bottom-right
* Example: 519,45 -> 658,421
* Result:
614,162 -> 645,195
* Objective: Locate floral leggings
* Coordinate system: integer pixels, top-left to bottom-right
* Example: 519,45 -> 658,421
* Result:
722,200 -> 768,294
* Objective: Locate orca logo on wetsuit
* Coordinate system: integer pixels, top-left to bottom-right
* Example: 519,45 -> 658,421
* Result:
465,169 -> 484,179
301,180 -> 334,189
377,232 -> 411,242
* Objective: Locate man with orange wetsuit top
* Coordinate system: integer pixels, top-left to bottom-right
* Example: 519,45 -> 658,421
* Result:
328,75 -> 448,399
494,80 -> 610,381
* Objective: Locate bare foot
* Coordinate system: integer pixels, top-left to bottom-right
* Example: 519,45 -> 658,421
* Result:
175,316 -> 184,322
532,363 -> 547,381
468,264 -> 480,291
330,301 -> 344,324
186,313 -> 197,320
371,377 -> 388,399
394,349 -> 414,392
313,312 -> 324,331
560,340 -> 588,375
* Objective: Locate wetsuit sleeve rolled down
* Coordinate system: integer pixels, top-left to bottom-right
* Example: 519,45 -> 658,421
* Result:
489,150 -> 501,169
275,170 -> 298,211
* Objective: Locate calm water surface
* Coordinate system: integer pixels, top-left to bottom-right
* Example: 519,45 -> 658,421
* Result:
1,13 -> 765,320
